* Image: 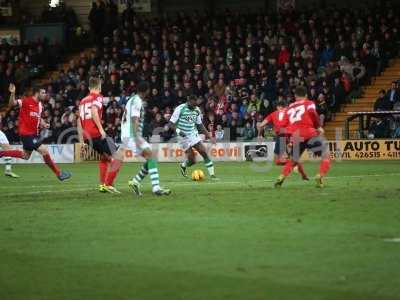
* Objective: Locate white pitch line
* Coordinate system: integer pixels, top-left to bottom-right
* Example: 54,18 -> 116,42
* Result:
1,172 -> 400,191
1,172 -> 399,197
383,238 -> 400,243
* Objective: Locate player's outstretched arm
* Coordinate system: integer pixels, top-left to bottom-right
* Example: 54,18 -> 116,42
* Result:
77,117 -> 84,143
168,121 -> 185,137
257,120 -> 269,136
168,121 -> 177,134
77,118 -> 89,156
91,106 -> 106,139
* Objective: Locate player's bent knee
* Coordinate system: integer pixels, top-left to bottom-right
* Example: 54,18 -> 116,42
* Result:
38,146 -> 49,156
113,149 -> 125,161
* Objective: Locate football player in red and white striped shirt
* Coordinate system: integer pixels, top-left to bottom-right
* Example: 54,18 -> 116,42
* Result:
0,84 -> 71,181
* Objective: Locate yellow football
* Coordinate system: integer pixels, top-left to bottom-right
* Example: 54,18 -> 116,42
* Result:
191,169 -> 205,181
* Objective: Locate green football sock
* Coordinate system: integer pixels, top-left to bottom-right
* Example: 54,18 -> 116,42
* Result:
134,161 -> 148,183
181,160 -> 195,168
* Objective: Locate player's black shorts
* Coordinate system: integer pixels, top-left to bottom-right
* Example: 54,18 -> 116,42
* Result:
88,136 -> 118,156
288,135 -> 328,160
274,134 -> 288,156
21,135 -> 43,151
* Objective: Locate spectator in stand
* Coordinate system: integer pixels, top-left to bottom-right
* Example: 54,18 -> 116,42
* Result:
89,0 -> 106,45
386,82 -> 400,103
368,118 -> 391,139
208,123 -> 215,139
320,44 -> 335,67
105,0 -> 119,36
243,122 -> 255,141
341,73 -> 352,94
278,45 -> 290,66
215,124 -> 224,141
248,94 -> 261,114
371,40 -> 384,75
215,96 -> 228,117
229,120 -> 238,141
352,59 -> 367,86
393,123 -> 400,138
214,79 -> 226,98
316,94 -> 328,126
393,100 -> 400,112
374,89 -> 393,111
332,77 -> 346,112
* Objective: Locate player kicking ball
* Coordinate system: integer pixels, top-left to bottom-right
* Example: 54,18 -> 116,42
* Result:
275,86 -> 331,188
169,95 -> 217,179
77,77 -> 124,194
0,84 -> 71,181
257,100 -> 309,180
124,81 -> 171,196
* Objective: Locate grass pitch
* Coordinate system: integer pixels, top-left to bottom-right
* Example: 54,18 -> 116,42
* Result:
0,161 -> 400,300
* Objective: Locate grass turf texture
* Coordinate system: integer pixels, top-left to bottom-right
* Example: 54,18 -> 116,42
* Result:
0,161 -> 400,300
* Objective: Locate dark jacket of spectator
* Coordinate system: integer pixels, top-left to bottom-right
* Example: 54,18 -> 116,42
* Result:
332,78 -> 346,111
386,84 -> 400,103
320,45 -> 335,66
374,90 -> 393,111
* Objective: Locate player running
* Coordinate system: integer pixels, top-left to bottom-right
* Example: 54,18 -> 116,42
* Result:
169,95 -> 217,179
257,101 -> 289,165
274,86 -> 331,188
257,101 -> 309,180
0,84 -> 71,180
77,77 -> 124,193
123,81 -> 171,196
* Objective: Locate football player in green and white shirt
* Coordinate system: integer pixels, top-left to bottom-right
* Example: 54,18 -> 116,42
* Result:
169,95 -> 217,179
121,81 -> 171,196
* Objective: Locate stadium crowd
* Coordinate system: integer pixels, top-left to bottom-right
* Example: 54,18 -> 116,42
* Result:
2,3 -> 400,144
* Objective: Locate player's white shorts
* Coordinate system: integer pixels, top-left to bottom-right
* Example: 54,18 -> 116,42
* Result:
0,130 -> 9,145
178,134 -> 202,151
121,137 -> 151,155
